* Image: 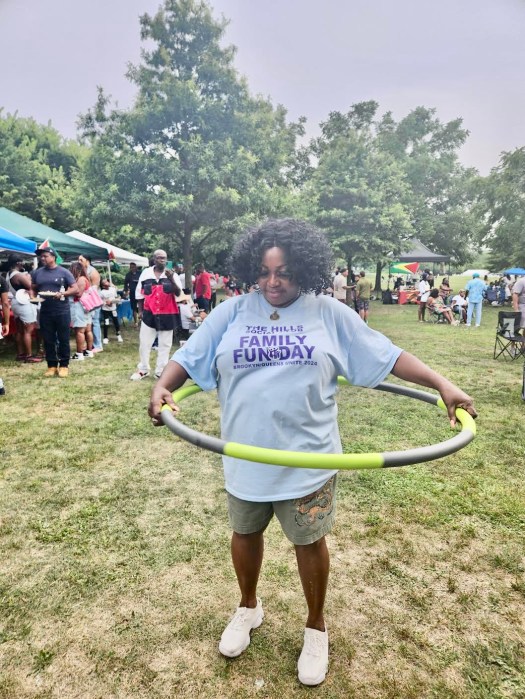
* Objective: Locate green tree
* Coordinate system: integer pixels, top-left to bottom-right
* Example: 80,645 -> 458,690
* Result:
377,106 -> 481,267
0,110 -> 81,229
478,147 -> 525,269
304,103 -> 414,287
75,0 -> 302,281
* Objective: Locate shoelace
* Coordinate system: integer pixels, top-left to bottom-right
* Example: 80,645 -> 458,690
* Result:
303,632 -> 326,657
230,607 -> 254,630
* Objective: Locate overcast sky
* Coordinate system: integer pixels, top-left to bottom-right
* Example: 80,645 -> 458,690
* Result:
1,0 -> 524,174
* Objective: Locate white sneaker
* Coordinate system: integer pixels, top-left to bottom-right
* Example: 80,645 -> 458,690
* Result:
71,352 -> 84,361
103,338 -> 109,345
83,349 -> 94,358
218,598 -> 264,657
117,334 -> 123,343
130,371 -> 150,381
297,628 -> 329,686
154,371 -> 162,379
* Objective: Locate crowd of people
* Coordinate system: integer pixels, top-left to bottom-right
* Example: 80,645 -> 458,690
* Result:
1,249 -> 524,390
0,248 -> 252,389
415,270 -> 523,329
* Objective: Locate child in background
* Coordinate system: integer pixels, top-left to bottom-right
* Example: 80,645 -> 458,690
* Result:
100,279 -> 123,344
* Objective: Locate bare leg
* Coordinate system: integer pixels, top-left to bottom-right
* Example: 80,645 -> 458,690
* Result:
295,537 -> 329,631
23,323 -> 36,355
15,322 -> 25,355
231,530 -> 265,608
85,324 -> 93,350
75,328 -> 87,353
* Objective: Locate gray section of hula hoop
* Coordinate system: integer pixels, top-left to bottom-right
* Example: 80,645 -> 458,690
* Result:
382,430 -> 474,467
374,382 -> 439,406
373,382 -> 474,466
160,408 -> 227,454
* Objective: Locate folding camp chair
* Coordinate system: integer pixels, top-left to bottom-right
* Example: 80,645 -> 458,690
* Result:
493,311 -> 525,360
429,308 -> 446,323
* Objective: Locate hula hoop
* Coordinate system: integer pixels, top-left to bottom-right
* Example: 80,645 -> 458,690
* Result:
160,378 -> 476,470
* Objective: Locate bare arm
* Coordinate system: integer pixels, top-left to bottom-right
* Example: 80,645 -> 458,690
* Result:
90,267 -> 101,288
512,292 -> 519,312
1,291 -> 9,336
58,281 -> 80,299
11,271 -> 32,291
391,351 -> 477,427
148,361 -> 190,424
165,268 -> 183,297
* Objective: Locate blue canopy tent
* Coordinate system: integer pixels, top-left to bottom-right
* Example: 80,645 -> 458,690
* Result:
502,268 -> 525,275
0,226 -> 37,255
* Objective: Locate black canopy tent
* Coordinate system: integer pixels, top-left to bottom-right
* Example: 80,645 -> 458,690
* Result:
382,239 -> 450,303
398,239 -> 450,264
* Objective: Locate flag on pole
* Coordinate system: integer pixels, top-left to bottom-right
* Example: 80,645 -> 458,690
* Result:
108,249 -> 116,261
389,262 -> 419,275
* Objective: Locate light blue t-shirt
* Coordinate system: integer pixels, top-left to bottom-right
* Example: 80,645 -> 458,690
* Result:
173,292 -> 402,502
465,278 -> 487,303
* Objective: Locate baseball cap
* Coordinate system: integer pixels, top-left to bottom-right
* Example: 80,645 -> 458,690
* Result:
472,272 -> 480,278
37,246 -> 57,257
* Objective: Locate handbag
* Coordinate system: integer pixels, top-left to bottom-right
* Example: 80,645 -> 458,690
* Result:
79,285 -> 104,312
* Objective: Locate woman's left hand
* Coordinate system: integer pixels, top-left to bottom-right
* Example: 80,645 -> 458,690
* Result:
392,351 -> 478,429
439,384 -> 477,428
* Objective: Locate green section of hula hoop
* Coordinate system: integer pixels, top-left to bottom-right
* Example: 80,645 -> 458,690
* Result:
437,398 -> 477,435
168,384 -> 205,404
222,441 -> 384,470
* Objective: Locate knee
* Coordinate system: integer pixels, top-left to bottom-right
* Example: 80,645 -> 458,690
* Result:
295,536 -> 326,553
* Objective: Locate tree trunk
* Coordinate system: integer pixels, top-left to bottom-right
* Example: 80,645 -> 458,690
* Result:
346,255 -> 353,305
182,221 -> 193,290
375,261 -> 384,292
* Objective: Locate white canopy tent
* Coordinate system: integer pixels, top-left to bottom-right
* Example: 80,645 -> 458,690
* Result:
67,230 -> 148,266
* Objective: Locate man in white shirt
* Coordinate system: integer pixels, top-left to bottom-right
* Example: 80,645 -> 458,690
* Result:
451,289 -> 467,323
333,268 -> 348,304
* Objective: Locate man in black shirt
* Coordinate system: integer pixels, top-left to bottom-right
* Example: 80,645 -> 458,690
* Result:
31,247 -> 79,377
124,262 -> 142,327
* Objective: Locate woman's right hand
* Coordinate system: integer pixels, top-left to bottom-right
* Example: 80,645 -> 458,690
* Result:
148,384 -> 179,426
147,360 -> 189,426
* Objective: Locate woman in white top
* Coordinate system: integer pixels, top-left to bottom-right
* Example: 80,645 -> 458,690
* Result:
100,279 -> 122,344
418,277 -> 431,322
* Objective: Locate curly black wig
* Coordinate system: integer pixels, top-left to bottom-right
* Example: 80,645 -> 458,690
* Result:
229,219 -> 333,293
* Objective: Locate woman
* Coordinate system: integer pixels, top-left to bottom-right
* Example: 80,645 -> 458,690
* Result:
148,219 -> 476,686
417,275 -> 431,322
439,277 -> 452,304
99,279 -> 123,344
69,262 -> 95,360
6,254 -> 42,363
426,288 -> 458,325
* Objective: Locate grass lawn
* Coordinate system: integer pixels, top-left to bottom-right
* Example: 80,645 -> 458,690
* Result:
1,301 -> 524,698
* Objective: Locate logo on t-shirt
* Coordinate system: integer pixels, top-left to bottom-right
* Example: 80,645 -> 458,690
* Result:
233,325 -> 316,369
